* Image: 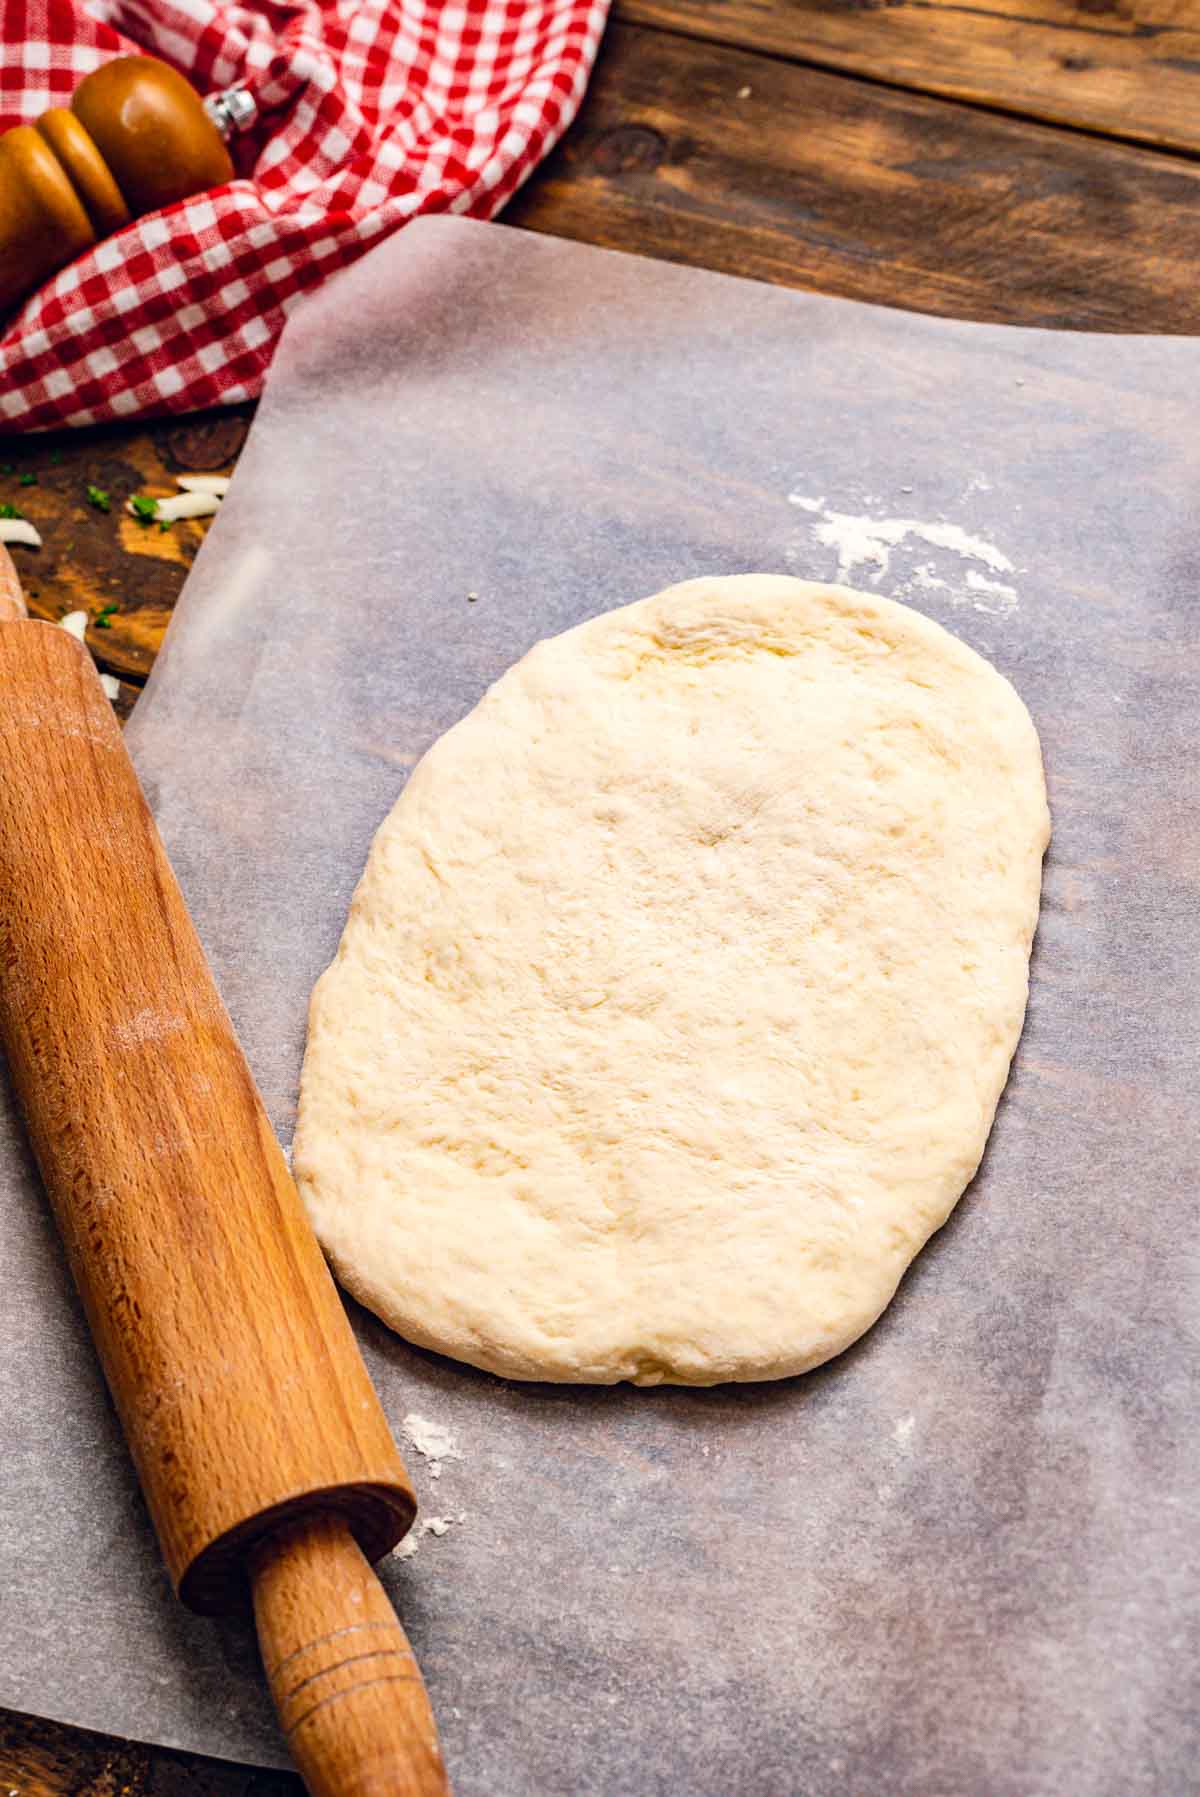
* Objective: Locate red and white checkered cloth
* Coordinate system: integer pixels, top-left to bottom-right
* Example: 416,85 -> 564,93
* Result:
0,0 -> 608,432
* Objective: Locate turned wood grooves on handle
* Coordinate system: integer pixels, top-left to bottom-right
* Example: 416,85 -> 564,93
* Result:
0,616 -> 415,1608
252,1515 -> 450,1797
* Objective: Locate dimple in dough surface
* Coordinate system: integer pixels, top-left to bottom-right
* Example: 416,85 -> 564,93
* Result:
294,576 -> 1050,1385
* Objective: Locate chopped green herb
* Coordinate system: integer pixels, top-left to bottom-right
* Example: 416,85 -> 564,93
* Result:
86,484 -> 111,513
49,450 -> 62,466
129,494 -> 159,523
0,463 -> 13,475
18,472 -> 37,487
159,519 -> 172,533
0,502 -> 21,520
94,604 -> 118,630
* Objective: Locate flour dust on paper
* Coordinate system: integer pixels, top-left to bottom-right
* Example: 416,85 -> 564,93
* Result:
393,1513 -> 468,1561
393,1414 -> 468,1560
401,1412 -> 464,1479
785,483 -> 1021,617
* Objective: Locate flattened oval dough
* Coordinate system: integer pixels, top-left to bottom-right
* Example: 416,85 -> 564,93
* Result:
294,576 -> 1049,1385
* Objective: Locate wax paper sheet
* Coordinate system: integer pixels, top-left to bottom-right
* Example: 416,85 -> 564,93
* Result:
3,217 -> 1198,1794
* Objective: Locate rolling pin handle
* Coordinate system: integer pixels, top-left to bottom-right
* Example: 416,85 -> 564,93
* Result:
250,1513 -> 451,1797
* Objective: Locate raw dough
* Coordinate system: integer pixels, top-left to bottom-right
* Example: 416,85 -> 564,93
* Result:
294,576 -> 1049,1385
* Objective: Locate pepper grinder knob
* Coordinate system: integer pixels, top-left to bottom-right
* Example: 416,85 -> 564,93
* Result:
0,55 -> 235,314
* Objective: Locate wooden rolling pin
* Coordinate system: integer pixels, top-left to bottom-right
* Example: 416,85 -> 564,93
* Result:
0,548 -> 450,1797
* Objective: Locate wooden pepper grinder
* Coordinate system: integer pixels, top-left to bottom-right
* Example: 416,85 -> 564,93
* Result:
0,56 -> 235,312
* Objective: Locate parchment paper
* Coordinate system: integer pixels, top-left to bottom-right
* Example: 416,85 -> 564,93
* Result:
3,217 -> 1198,1795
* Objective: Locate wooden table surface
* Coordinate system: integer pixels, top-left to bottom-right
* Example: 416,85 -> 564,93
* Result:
2,1 -> 1197,1789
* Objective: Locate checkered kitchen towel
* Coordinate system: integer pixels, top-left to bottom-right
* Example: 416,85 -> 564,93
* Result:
0,0 -> 608,432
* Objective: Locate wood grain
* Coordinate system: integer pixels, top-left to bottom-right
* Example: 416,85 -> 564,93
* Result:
616,0 -> 1200,154
0,406 -> 250,684
0,602 -> 446,1792
509,20 -> 1200,330
252,1518 -> 449,1797
0,1707 -> 302,1796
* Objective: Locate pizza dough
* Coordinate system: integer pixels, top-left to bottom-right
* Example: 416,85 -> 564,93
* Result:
294,576 -> 1049,1385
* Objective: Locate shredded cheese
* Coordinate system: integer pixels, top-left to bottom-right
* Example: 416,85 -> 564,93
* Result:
175,475 -> 231,497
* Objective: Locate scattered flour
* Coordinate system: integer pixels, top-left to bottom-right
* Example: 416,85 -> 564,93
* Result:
401,1412 -> 463,1479
785,493 -> 1019,615
392,1512 -> 467,1561
905,520 -> 1013,575
394,1415 -> 467,1557
893,1414 -> 916,1450
908,563 -> 950,594
965,569 -> 1019,616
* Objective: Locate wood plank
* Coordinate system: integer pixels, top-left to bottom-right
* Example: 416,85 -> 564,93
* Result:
0,1706 -> 300,1794
616,0 -> 1200,155
0,407 -> 250,688
508,19 -> 1200,331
